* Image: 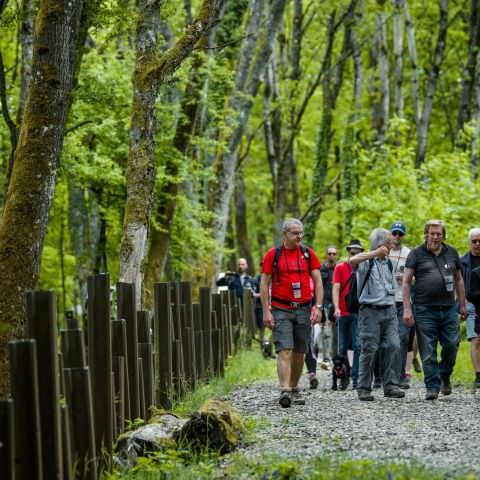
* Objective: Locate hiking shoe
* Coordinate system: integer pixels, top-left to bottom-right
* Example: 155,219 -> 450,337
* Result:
309,373 -> 319,390
292,388 -> 306,405
384,387 -> 406,398
440,377 -> 452,396
373,377 -> 382,389
425,389 -> 439,400
279,390 -> 292,408
475,375 -> 480,389
413,357 -> 422,373
399,374 -> 411,389
357,389 -> 374,401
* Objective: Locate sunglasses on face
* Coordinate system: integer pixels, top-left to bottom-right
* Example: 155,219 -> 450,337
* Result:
392,231 -> 404,237
328,252 -> 337,256
472,239 -> 480,245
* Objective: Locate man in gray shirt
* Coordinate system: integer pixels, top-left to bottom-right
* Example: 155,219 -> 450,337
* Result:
349,228 -> 404,401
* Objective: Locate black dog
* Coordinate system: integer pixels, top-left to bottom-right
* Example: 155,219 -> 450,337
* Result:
332,355 -> 349,391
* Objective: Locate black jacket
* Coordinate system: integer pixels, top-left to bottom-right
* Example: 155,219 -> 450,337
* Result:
461,253 -> 480,314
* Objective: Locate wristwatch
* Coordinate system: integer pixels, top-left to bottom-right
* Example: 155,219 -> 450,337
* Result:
315,304 -> 324,311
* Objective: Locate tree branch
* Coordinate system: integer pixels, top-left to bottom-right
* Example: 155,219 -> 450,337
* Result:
300,173 -> 339,222
140,0 -> 223,85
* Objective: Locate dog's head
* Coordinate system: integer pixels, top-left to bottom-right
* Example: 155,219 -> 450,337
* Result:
332,355 -> 347,376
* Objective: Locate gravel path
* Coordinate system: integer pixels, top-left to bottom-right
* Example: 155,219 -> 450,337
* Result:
226,366 -> 480,476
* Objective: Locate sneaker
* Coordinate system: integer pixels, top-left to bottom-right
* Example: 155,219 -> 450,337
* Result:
413,357 -> 422,373
384,387 -> 406,398
440,376 -> 452,395
425,389 -> 439,400
279,390 -> 292,408
399,374 -> 411,389
309,373 -> 319,390
291,388 -> 306,405
357,389 -> 374,401
373,377 -> 382,389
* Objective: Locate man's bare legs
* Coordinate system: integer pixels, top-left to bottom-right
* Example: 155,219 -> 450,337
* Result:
277,349 -> 305,389
277,349 -> 293,389
471,337 -> 480,380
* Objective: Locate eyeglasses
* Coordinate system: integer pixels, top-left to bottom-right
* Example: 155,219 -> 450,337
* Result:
392,231 -> 404,237
328,252 -> 337,256
472,239 -> 480,245
287,231 -> 303,237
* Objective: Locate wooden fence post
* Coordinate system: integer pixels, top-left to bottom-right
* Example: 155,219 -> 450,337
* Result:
138,311 -> 154,415
26,290 -> 63,480
64,368 -> 97,480
112,356 -> 125,435
61,329 -> 87,368
112,319 -> 130,421
0,399 -> 14,480
192,303 -> 204,381
9,339 -> 42,480
180,282 -> 196,389
199,287 -> 213,376
154,282 -> 173,408
87,274 -> 113,462
60,404 -> 73,480
117,282 -> 140,419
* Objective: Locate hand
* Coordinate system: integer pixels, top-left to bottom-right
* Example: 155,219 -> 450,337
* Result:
403,308 -> 414,326
334,306 -> 341,318
310,307 -> 322,324
375,246 -> 389,258
459,304 -> 468,321
264,310 -> 275,330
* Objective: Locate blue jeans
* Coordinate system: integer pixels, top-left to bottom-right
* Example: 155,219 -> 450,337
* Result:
414,305 -> 459,391
338,313 -> 360,385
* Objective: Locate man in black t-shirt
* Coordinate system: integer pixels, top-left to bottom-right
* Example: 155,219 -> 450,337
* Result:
402,220 -> 467,400
461,227 -> 480,388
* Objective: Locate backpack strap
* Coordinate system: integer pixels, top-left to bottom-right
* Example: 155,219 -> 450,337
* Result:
301,245 -> 312,273
358,259 -> 375,299
273,246 -> 282,285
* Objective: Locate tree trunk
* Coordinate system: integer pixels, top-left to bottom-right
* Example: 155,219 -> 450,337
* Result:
119,0 -> 222,307
456,0 -> 480,144
208,0 -> 287,271
393,0 -> 404,118
415,0 -> 448,168
377,11 -> 390,147
404,0 -> 420,132
0,0 -> 84,397
471,47 -> 480,178
303,10 -> 348,245
234,166 -> 255,273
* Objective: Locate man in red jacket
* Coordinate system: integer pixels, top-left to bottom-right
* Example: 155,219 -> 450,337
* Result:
260,218 -> 323,408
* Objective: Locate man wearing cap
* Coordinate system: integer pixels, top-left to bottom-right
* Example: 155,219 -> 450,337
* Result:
388,222 -> 413,389
260,218 -> 323,408
332,239 -> 363,389
349,228 -> 404,401
403,220 -> 468,400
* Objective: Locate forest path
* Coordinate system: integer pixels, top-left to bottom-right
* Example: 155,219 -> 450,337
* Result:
225,364 -> 480,476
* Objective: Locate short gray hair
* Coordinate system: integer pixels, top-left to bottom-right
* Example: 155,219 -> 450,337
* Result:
282,218 -> 303,232
369,228 -> 390,250
468,227 -> 480,240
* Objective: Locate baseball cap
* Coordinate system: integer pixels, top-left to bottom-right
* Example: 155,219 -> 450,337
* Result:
390,221 -> 406,235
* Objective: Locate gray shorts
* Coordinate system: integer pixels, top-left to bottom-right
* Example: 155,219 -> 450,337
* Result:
466,302 -> 479,340
272,306 -> 311,353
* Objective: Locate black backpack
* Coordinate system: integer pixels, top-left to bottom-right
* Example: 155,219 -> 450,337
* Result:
272,244 -> 311,285
345,259 -> 392,314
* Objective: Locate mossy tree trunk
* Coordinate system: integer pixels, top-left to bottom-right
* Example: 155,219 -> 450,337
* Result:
208,0 -> 287,272
0,0 -> 84,397
119,0 -> 223,307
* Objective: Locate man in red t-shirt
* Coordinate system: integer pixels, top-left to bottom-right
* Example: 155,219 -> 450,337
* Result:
260,218 -> 323,408
332,239 -> 364,389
